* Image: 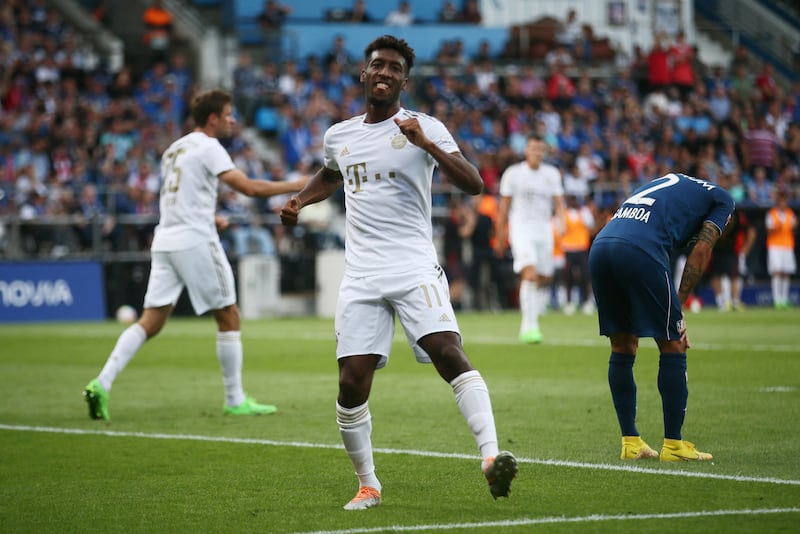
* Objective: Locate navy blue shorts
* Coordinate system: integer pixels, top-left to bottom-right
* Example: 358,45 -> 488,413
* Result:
589,239 -> 684,340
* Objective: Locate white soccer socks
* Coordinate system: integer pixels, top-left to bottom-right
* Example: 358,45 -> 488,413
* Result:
337,401 -> 381,491
217,330 -> 245,407
451,370 -> 499,459
98,322 -> 147,392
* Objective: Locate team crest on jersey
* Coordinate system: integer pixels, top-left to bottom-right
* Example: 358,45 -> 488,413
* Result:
391,133 -> 407,149
340,146 -> 350,156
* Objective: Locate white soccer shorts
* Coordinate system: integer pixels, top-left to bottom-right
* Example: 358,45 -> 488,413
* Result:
334,265 -> 462,369
143,240 -> 237,315
509,230 -> 556,276
767,247 -> 797,275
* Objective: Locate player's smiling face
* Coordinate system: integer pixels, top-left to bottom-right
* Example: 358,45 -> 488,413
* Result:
361,48 -> 407,107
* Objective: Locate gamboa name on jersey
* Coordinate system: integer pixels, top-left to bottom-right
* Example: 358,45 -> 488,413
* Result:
610,173 -> 717,225
612,205 -> 651,223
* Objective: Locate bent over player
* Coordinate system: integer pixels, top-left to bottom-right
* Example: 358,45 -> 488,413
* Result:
589,172 -> 733,461
280,35 -> 517,510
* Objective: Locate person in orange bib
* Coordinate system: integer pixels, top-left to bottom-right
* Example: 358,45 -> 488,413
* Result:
765,188 -> 798,309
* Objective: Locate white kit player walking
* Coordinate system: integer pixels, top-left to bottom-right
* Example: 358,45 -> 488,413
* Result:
495,133 -> 566,344
84,89 -> 306,420
280,35 -> 517,510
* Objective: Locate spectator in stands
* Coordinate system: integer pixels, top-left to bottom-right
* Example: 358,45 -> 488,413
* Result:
729,43 -> 750,72
669,30 -> 695,102
279,113 -> 312,170
167,51 -> 193,96
728,63 -> 755,106
708,82 -> 731,122
438,1 -> 460,23
347,0 -> 372,23
232,52 -> 260,124
142,0 -> 173,63
323,34 -> 355,70
765,98 -> 790,141
746,165 -> 775,206
277,59 -> 299,96
545,43 -> 574,69
257,0 -> 292,62
546,62 -> 575,111
321,60 -> 354,105
556,8 -> 581,52
755,62 -> 780,105
743,113 -> 780,177
647,33 -> 671,95
76,182 -> 119,251
473,39 -> 494,63
461,0 -> 482,24
517,64 -> 546,102
257,60 -> 281,108
385,1 -> 414,26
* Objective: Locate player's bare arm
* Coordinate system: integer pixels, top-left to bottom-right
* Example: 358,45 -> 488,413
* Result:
280,166 -> 343,226
393,116 -> 483,195
678,221 -> 722,305
219,168 -> 307,198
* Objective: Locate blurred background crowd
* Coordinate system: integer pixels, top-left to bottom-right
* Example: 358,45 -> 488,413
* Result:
0,0 -> 798,310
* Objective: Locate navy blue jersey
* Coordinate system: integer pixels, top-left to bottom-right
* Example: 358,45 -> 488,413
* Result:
594,173 -> 734,268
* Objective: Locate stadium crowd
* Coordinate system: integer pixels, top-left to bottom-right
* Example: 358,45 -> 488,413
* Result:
1,0 -> 799,308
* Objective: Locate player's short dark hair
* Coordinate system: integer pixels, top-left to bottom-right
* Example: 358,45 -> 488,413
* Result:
526,132 -> 545,143
364,35 -> 415,74
191,89 -> 232,127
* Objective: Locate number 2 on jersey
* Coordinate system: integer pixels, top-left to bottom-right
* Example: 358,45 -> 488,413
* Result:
622,174 -> 679,207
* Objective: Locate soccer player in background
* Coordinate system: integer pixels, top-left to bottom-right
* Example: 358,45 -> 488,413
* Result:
279,35 -> 517,510
588,172 -> 734,461
494,132 -> 566,343
765,188 -> 797,309
84,89 -> 306,420
708,206 -> 756,311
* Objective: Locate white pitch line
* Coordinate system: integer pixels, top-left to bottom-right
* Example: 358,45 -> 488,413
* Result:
294,507 -> 800,534
4,325 -> 798,352
2,424 -> 799,487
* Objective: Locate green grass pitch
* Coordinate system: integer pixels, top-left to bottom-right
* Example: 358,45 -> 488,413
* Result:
1,308 -> 799,532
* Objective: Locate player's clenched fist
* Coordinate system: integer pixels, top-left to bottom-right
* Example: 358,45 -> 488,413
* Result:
393,116 -> 428,148
280,196 -> 301,226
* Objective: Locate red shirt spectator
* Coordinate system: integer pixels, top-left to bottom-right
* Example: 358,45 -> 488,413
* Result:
743,115 -> 779,172
546,65 -> 575,109
647,35 -> 671,92
755,62 -> 779,104
669,32 -> 695,90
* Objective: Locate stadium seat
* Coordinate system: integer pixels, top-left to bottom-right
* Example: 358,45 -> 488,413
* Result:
255,107 -> 280,133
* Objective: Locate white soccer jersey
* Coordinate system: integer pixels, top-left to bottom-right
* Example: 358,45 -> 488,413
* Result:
324,108 -> 458,276
499,160 -> 564,237
151,132 -> 236,251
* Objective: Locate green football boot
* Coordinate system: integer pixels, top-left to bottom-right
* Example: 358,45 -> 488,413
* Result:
84,379 -> 109,420
223,395 -> 277,415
